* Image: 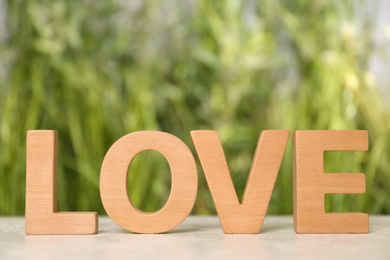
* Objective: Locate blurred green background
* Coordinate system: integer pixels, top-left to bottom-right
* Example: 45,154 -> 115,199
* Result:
1,0 -> 390,216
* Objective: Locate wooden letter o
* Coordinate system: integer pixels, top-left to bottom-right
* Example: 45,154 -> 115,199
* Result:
100,131 -> 198,234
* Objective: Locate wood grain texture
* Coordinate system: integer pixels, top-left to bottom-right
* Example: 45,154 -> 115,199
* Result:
25,130 -> 98,235
191,130 -> 289,234
293,130 -> 369,234
100,131 -> 198,234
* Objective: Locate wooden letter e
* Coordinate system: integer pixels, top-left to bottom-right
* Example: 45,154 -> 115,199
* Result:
293,130 -> 369,233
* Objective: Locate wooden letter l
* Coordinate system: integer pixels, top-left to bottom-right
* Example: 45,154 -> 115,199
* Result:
26,130 -> 97,235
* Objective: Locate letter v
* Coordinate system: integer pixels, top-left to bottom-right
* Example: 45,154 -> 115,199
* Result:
191,130 -> 289,234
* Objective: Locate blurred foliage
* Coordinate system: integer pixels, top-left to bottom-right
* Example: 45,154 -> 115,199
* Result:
0,0 -> 389,215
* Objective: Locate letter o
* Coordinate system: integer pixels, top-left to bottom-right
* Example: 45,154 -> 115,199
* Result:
100,131 -> 198,233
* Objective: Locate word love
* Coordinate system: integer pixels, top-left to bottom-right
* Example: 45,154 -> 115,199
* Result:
25,130 -> 369,235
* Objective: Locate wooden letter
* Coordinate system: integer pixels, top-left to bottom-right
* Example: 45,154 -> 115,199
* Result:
191,130 -> 289,234
293,130 -> 369,233
100,131 -> 197,234
26,130 -> 98,235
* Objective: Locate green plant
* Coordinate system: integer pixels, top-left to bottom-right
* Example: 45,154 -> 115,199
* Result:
1,0 -> 389,216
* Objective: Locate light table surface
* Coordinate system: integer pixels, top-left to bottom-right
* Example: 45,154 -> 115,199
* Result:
1,216 -> 390,259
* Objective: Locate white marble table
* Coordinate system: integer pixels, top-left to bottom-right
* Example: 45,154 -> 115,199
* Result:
1,216 -> 390,259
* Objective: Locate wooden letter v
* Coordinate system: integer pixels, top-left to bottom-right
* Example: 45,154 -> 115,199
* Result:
191,130 -> 289,234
